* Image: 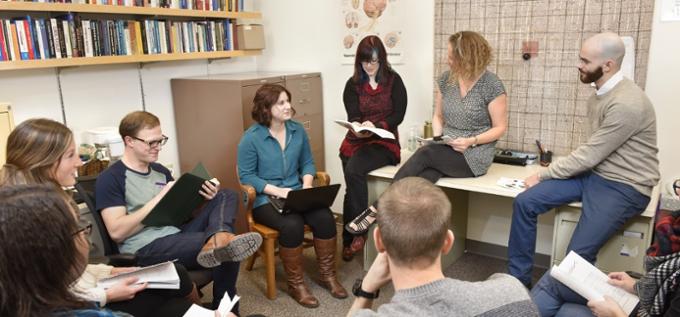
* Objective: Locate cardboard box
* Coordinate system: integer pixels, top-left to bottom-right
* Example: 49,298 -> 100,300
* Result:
236,24 -> 265,50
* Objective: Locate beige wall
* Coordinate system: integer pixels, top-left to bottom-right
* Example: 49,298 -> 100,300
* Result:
646,0 -> 680,186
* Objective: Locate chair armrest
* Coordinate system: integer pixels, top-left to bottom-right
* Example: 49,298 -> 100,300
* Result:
89,254 -> 138,267
315,171 -> 330,186
239,184 -> 256,212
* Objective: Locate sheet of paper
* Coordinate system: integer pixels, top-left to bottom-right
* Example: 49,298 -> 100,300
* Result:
182,292 -> 240,317
661,0 -> 680,21
97,261 -> 180,290
496,177 -> 526,191
550,251 -> 639,315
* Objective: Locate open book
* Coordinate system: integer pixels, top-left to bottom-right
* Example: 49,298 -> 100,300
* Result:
416,135 -> 453,145
143,163 -> 219,227
183,291 -> 240,317
550,251 -> 639,315
97,261 -> 179,290
334,119 -> 395,139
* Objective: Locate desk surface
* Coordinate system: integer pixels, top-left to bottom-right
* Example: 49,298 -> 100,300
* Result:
368,152 -> 658,217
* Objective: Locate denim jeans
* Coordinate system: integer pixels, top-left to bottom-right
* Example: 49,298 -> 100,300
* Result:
531,272 -> 595,317
507,171 -> 650,287
135,189 -> 241,311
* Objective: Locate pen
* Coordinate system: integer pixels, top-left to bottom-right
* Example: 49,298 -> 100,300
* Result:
535,140 -> 545,154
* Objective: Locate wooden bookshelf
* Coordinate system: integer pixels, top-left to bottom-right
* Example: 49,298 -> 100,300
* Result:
0,50 -> 261,70
0,2 -> 262,70
0,2 -> 262,19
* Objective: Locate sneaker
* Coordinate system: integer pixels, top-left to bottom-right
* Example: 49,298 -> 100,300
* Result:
345,206 -> 377,235
197,232 -> 262,268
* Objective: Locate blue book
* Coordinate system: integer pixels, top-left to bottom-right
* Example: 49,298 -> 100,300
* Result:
38,19 -> 50,59
26,15 -> 41,59
153,20 -> 160,54
101,20 -> 111,56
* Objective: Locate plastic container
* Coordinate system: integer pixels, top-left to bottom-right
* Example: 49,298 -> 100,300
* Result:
86,127 -> 123,160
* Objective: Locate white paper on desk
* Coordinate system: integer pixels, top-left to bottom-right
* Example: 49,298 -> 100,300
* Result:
183,292 -> 240,317
97,261 -> 179,290
496,177 -> 526,190
550,251 -> 639,315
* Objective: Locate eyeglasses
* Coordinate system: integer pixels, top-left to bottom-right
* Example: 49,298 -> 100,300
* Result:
73,220 -> 93,237
362,58 -> 379,65
673,179 -> 680,195
131,135 -> 169,148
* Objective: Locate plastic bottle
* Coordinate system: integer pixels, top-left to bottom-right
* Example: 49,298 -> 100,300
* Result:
408,125 -> 417,151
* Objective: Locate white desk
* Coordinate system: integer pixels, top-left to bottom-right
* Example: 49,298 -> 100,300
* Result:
363,156 -> 658,274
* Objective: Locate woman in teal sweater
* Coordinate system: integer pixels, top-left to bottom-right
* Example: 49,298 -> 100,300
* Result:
237,84 -> 347,308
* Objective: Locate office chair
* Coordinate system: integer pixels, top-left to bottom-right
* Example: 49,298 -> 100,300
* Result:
74,175 -> 213,289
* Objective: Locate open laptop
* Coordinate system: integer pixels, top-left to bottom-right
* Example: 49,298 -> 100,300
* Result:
267,184 -> 341,214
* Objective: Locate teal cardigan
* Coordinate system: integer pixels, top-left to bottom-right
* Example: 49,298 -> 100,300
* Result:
237,120 -> 316,208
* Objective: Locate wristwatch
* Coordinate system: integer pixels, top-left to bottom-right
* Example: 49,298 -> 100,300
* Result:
471,136 -> 478,148
352,278 -> 380,299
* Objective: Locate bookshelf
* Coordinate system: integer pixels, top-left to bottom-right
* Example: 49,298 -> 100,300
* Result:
0,2 -> 262,71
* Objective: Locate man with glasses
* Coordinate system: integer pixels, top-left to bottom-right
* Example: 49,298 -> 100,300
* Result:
96,111 -> 262,312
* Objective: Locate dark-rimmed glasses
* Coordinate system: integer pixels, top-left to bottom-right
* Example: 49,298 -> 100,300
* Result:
73,220 -> 93,237
131,135 -> 169,148
673,179 -> 680,195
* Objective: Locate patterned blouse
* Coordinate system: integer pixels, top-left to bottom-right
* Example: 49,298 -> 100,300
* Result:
438,70 -> 505,176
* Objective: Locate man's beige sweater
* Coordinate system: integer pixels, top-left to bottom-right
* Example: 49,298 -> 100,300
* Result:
540,78 -> 659,196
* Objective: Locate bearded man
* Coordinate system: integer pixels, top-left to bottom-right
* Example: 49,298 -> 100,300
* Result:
507,32 -> 660,288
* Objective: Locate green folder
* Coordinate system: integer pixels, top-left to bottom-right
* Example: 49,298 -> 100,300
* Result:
142,163 -> 212,227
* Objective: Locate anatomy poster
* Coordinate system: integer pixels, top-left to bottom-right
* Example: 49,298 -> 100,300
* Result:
341,0 -> 403,64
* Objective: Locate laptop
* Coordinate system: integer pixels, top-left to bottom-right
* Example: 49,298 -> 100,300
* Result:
267,184 -> 341,214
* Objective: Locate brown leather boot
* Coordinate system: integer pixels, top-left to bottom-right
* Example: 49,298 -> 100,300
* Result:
314,237 -> 348,299
279,246 -> 319,308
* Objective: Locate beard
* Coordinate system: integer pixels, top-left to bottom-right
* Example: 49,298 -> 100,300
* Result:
579,66 -> 604,84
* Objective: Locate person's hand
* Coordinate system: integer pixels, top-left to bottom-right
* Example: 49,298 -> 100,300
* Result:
362,252 -> 392,293
587,296 -> 627,317
350,121 -> 373,138
448,137 -> 474,152
199,179 -> 220,200
607,272 -> 636,294
524,173 -> 541,189
157,181 -> 176,199
361,121 -> 376,128
277,187 -> 292,199
110,267 -> 139,276
105,277 -> 147,302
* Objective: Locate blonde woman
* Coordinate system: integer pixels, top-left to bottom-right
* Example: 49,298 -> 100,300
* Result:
347,31 -> 508,236
1,119 -> 197,317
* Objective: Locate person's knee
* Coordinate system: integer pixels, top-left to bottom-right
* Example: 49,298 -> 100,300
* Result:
513,189 -> 543,217
278,218 -> 305,247
216,189 -> 238,202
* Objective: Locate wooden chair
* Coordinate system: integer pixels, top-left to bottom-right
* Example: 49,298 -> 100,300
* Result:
239,171 -> 331,299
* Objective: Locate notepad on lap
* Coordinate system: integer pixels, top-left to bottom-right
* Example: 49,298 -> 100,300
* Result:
97,261 -> 180,290
550,251 -> 639,315
143,162 -> 218,227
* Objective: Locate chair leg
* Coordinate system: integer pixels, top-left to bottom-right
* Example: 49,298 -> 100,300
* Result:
264,238 -> 277,299
246,250 -> 258,271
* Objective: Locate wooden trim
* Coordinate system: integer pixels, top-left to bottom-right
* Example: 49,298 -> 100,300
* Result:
0,50 -> 262,71
0,2 -> 262,19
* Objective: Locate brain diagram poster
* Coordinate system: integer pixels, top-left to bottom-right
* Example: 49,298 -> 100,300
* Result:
342,0 -> 403,64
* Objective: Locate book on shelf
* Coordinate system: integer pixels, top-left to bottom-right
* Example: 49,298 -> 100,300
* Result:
334,119 -> 395,139
0,14 -> 237,62
142,162 -> 218,227
97,261 -> 180,290
550,251 -> 639,315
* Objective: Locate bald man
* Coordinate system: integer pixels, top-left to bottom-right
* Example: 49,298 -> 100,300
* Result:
507,32 -> 660,291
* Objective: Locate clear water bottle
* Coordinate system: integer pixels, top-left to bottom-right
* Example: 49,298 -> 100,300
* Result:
407,125 -> 417,151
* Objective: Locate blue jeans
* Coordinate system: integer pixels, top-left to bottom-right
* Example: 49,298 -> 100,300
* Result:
531,272 -> 594,317
508,172 -> 650,287
136,189 -> 241,311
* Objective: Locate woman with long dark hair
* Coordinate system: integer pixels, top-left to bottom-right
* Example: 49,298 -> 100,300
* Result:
340,35 -> 407,261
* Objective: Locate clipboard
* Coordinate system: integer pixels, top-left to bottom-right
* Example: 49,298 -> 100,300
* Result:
142,163 -> 214,227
